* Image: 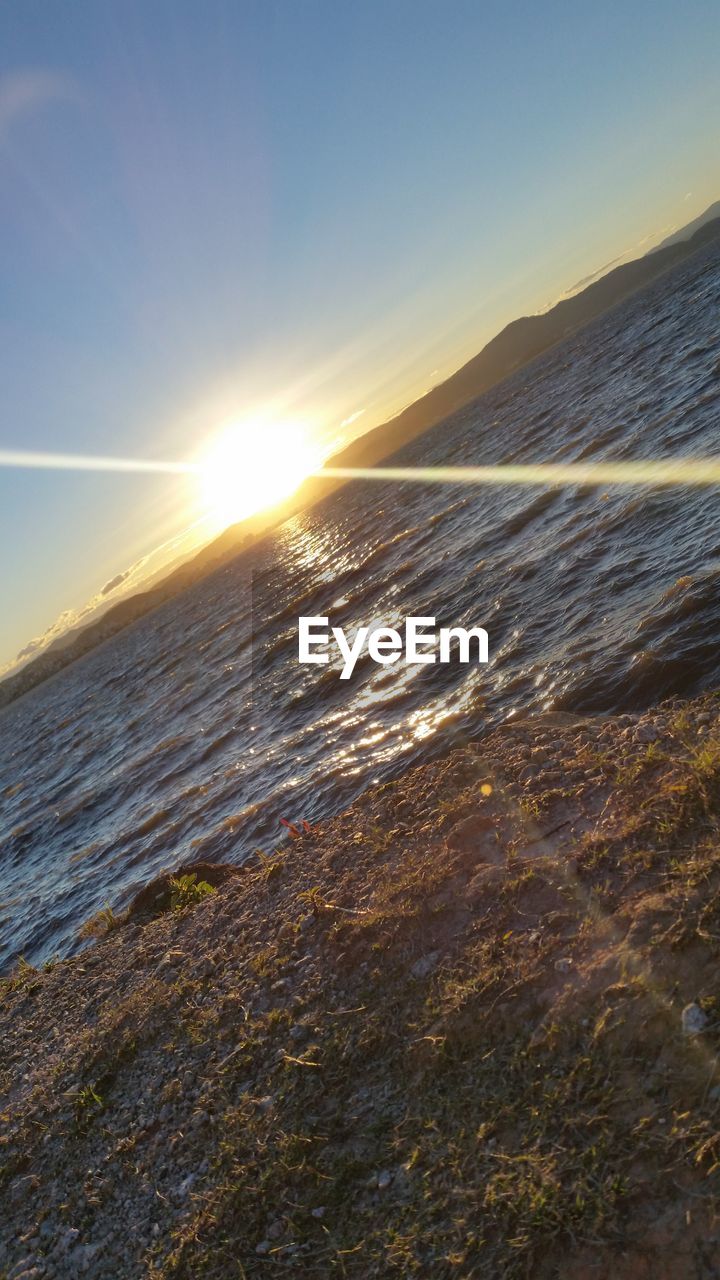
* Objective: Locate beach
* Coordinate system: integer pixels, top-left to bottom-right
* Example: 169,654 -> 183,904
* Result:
3,695 -> 720,1277
2,238 -> 720,977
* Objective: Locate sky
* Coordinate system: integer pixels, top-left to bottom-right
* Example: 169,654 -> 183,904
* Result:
0,0 -> 719,671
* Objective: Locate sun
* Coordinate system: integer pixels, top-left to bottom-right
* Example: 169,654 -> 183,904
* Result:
197,418 -> 322,529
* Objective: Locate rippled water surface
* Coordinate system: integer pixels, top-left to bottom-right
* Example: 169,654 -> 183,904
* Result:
2,242 -> 720,968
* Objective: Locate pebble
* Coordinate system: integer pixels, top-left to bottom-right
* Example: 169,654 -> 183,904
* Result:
8,1263 -> 42,1280
59,1228 -> 80,1253
376,1170 -> 393,1190
681,1003 -> 708,1036
554,958 -> 573,973
174,1173 -> 197,1200
68,1244 -> 101,1274
635,724 -> 659,744
410,952 -> 439,980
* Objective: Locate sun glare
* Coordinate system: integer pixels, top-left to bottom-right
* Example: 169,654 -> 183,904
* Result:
198,419 -> 322,529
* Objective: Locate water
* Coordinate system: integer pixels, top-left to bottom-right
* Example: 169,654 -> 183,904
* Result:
2,240 -> 720,971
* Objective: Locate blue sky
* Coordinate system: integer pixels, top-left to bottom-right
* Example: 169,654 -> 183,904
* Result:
1,0 -> 719,668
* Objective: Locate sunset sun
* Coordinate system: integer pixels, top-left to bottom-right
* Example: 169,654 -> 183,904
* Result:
198,419 -> 322,528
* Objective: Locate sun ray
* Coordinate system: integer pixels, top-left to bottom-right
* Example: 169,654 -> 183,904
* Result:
0,448 -> 194,474
319,458 -> 720,488
6,449 -> 720,494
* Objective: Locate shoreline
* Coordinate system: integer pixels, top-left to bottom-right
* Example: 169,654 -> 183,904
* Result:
3,693 -> 720,1276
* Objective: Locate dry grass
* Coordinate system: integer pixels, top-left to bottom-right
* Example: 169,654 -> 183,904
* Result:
4,699 -> 720,1277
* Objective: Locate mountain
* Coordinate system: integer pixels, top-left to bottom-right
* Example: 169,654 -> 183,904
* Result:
2,209 -> 720,710
652,200 -> 720,254
306,212 -> 720,476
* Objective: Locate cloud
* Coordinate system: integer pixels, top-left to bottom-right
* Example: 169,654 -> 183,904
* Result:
9,608 -> 81,671
16,638 -> 42,661
101,570 -> 131,597
563,253 -> 627,298
0,69 -> 80,143
1,518 -> 209,681
340,409 -> 366,429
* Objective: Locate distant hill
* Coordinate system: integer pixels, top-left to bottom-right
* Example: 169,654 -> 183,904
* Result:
312,212 -> 720,475
2,209 -> 720,710
652,200 -> 720,254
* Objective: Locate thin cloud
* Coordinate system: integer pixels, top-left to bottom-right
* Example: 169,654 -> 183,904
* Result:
101,570 -> 130,597
0,69 -> 80,143
2,519 -> 210,679
340,409 -> 366,429
543,223 -> 677,313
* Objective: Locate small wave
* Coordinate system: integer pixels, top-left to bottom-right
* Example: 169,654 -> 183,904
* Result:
499,490 -> 561,540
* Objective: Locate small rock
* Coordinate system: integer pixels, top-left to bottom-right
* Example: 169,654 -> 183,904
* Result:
681,1003 -> 708,1036
377,1169 -> 393,1190
311,1206 -> 326,1219
68,1244 -> 101,1275
447,814 -> 493,851
256,1240 -> 272,1256
174,1173 -> 197,1200
554,958 -> 573,973
635,724 -> 659,744
266,1220 -> 284,1241
411,952 -> 439,980
58,1228 -> 80,1254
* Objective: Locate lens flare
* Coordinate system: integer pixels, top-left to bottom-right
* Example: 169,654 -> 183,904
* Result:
6,448 -> 720,496
319,457 -> 720,489
0,448 -> 193,474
